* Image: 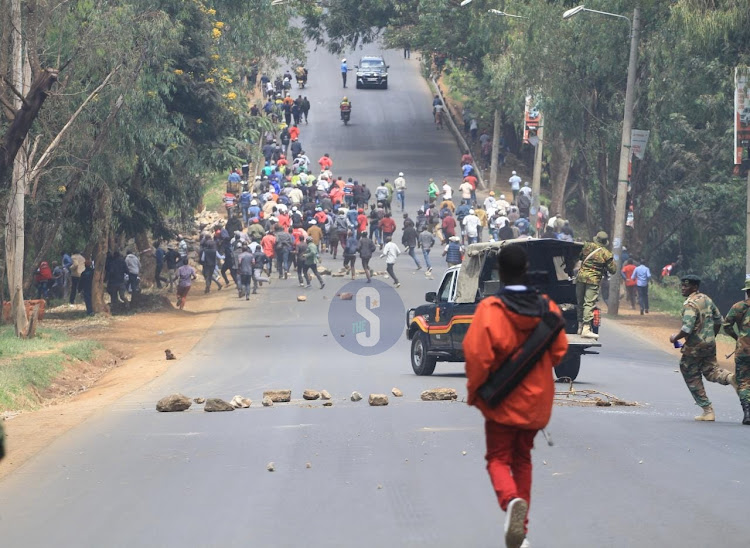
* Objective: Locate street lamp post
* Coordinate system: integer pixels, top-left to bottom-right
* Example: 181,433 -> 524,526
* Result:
563,5 -> 640,316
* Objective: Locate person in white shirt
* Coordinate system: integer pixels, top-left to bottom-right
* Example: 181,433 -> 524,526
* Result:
380,236 -> 401,287
519,181 -> 532,198
459,180 -> 473,201
495,194 -> 510,216
509,171 -> 522,201
462,209 -> 480,244
483,191 -> 497,213
394,172 -> 407,211
442,181 -> 453,200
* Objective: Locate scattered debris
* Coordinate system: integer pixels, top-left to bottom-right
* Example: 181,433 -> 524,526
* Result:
320,390 -> 332,400
267,462 -> 275,472
263,389 -> 291,403
156,394 -> 192,412
230,395 -> 252,408
351,391 -> 363,402
339,292 -> 353,300
323,401 -> 333,407
306,462 -> 312,469
297,295 -> 307,302
369,394 -> 389,406
392,387 -> 403,397
420,388 -> 458,401
377,484 -> 383,490
303,389 -> 321,400
262,396 -> 273,407
554,383 -> 640,407
193,397 -> 206,404
461,451 -> 467,456
165,349 -> 176,360
204,398 -> 234,412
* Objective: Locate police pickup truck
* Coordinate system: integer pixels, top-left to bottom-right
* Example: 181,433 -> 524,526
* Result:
406,238 -> 600,381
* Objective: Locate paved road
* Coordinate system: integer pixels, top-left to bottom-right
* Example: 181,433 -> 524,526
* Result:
1,45 -> 749,548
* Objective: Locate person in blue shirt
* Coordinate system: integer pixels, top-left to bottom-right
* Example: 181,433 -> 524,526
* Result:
341,58 -> 350,88
631,259 -> 652,314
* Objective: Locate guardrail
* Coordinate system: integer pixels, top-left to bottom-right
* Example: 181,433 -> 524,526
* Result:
430,76 -> 486,190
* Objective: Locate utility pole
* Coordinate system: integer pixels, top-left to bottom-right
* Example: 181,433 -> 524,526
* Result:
607,7 -> 640,316
747,169 -> 750,278
490,108 -> 501,189
531,112 -> 544,219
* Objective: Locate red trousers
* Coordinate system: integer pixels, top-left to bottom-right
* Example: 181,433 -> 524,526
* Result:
485,421 -> 537,527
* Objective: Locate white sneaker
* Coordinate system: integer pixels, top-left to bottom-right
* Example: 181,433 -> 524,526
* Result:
520,539 -> 530,548
504,498 -> 528,548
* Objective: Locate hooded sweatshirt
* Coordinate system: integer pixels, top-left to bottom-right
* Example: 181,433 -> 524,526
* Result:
463,288 -> 568,429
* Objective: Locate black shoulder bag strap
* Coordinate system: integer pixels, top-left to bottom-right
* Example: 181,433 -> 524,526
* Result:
477,297 -> 566,408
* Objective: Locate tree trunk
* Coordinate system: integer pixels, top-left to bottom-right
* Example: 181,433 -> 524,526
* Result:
91,183 -> 111,314
0,67 -> 58,189
549,133 -> 575,217
5,0 -> 29,337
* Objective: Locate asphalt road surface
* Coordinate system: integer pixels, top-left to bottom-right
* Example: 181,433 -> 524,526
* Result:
1,45 -> 749,548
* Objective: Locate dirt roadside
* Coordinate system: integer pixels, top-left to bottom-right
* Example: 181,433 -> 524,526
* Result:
0,287 -> 229,480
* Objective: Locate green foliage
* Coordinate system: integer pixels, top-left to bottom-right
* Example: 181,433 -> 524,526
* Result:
0,0 -> 302,290
0,326 -> 101,411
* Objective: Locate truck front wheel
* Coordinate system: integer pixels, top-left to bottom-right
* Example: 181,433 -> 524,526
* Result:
555,354 -> 581,381
411,333 -> 437,376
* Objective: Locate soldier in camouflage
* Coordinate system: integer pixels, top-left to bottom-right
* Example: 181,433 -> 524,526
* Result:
575,231 -> 615,340
670,274 -> 738,421
721,278 -> 750,425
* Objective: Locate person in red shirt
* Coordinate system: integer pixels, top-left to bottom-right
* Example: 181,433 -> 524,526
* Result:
329,185 -> 344,205
277,211 -> 291,230
289,124 -> 300,141
277,155 -> 288,168
379,213 -> 397,242
319,153 -> 333,170
441,212 -> 456,242
621,259 -> 637,310
292,226 -> 307,245
461,150 -> 473,165
356,209 -> 368,235
261,232 -> 277,275
463,244 -> 568,548
314,208 -> 328,226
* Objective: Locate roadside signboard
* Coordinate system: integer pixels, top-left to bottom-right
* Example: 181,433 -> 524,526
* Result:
630,129 -> 650,160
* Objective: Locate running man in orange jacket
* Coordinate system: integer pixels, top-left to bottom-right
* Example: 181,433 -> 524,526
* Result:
463,244 -> 568,548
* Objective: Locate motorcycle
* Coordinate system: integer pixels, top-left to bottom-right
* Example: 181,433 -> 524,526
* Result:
341,108 -> 351,125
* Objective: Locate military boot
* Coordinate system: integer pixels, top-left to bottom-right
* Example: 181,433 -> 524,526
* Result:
695,405 -> 715,421
581,323 -> 599,340
742,402 -> 750,425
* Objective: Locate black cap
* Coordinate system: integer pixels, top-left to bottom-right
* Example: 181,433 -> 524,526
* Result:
681,274 -> 701,285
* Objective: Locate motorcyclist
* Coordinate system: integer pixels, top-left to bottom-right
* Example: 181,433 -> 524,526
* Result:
340,96 -> 352,121
295,65 -> 308,86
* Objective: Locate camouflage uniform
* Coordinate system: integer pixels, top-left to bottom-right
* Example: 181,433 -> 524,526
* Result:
679,292 -> 732,408
722,299 -> 750,405
575,241 -> 615,324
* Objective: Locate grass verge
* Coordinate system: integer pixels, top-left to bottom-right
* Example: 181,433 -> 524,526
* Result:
0,326 -> 101,411
203,172 -> 227,212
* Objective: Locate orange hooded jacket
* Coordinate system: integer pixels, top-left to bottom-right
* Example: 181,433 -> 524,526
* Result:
463,294 -> 569,430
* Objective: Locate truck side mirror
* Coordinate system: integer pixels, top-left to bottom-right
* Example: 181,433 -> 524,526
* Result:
425,291 -> 437,303
386,65 -> 390,69
354,65 -> 359,69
